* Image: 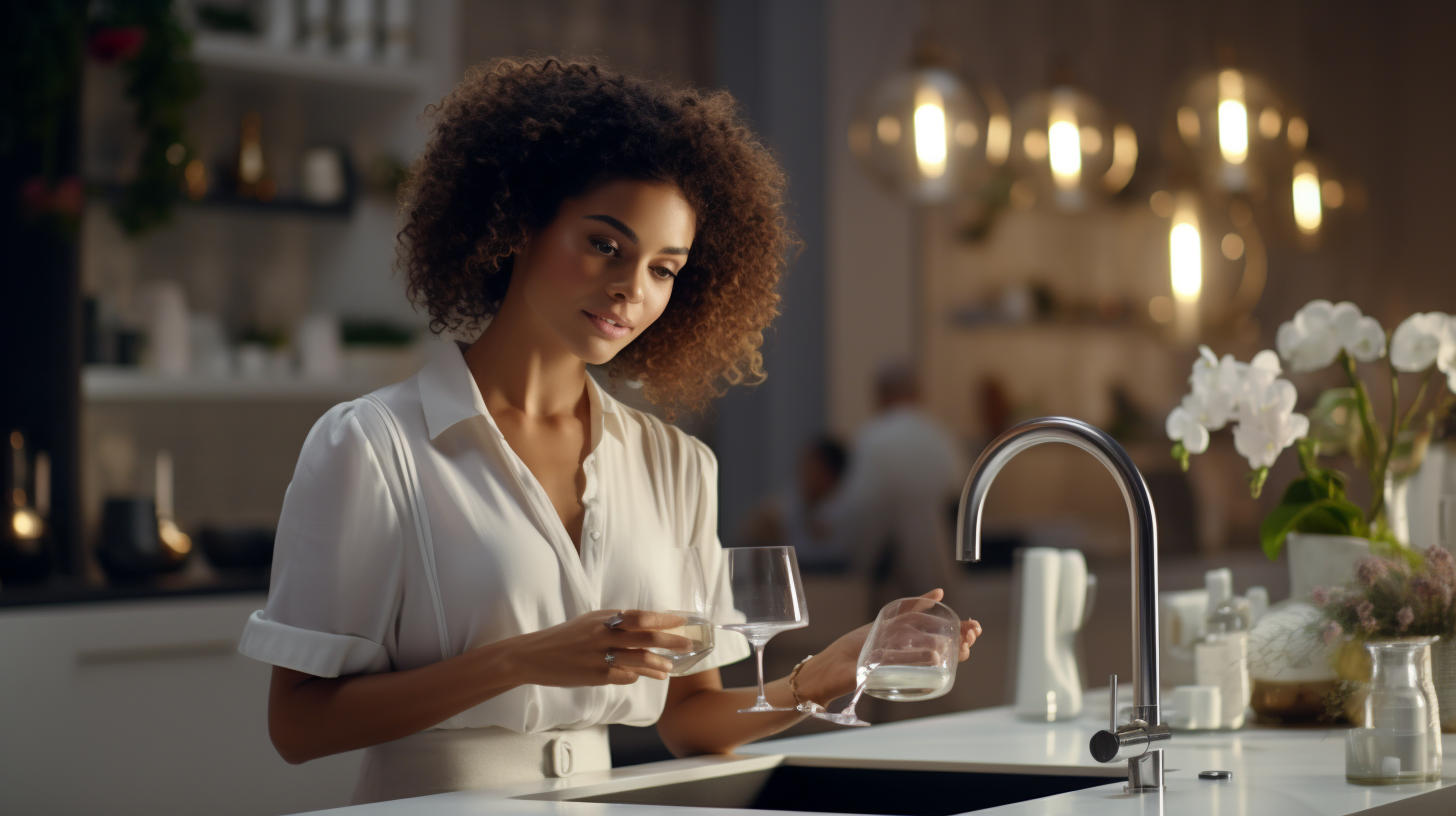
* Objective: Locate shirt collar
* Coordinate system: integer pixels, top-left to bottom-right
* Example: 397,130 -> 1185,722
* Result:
417,340 -> 618,441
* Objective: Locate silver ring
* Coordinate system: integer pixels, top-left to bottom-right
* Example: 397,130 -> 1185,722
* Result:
604,650 -> 616,668
604,612 -> 626,629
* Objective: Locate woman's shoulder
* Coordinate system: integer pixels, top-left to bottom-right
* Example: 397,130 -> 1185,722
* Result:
601,388 -> 717,479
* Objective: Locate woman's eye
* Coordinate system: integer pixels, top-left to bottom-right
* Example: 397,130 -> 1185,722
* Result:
652,267 -> 677,281
592,239 -> 617,256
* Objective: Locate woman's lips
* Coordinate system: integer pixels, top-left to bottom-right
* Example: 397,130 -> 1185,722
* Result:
583,310 -> 632,339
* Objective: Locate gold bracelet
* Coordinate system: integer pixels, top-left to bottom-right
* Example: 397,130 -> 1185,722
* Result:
788,654 -> 816,710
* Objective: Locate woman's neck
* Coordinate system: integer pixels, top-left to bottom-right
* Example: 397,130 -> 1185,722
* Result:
464,291 -> 588,420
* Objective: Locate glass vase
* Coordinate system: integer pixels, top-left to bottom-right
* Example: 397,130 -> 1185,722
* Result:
1345,638 -> 1443,784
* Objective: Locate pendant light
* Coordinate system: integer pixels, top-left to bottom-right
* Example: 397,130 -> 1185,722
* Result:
1008,76 -> 1136,211
1147,189 -> 1267,342
848,39 -> 1000,203
1172,61 -> 1296,201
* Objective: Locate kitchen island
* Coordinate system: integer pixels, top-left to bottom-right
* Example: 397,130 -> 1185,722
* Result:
304,688 -> 1456,815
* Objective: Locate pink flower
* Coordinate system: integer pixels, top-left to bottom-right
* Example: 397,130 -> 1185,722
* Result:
1313,586 -> 1330,605
1397,606 -> 1415,631
87,26 -> 146,64
1356,600 -> 1377,632
1426,546 -> 1456,586
1320,620 -> 1344,644
1356,555 -> 1389,587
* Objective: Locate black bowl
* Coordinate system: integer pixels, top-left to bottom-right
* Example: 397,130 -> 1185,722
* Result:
199,526 -> 274,571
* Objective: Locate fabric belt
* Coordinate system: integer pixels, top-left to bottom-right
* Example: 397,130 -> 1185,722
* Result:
349,725 -> 612,805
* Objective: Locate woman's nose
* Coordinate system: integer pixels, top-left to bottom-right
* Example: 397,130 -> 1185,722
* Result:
607,265 -> 648,303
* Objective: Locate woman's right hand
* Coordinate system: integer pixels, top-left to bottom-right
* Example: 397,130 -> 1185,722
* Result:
500,609 -> 694,687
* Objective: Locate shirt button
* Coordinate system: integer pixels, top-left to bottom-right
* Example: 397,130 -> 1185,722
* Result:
590,530 -> 601,540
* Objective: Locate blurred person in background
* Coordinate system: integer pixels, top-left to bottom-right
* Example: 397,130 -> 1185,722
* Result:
236,58 -> 983,805
738,435 -> 850,570
823,361 -> 965,602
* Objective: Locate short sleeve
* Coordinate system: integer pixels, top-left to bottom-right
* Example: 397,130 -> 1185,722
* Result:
680,438 -> 751,674
238,402 -> 405,678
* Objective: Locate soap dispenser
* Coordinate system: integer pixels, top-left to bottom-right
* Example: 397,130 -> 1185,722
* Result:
1011,548 -> 1092,721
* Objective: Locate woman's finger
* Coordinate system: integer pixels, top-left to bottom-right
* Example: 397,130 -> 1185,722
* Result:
611,628 -> 694,653
606,648 -> 673,680
614,610 -> 688,631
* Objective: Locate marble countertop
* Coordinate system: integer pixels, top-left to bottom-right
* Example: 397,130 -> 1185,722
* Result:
311,691 -> 1456,816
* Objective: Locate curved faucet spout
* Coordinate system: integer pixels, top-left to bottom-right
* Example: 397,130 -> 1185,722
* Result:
955,416 -> 1166,792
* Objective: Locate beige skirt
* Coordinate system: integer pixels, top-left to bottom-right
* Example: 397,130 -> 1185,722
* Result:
349,725 -> 612,805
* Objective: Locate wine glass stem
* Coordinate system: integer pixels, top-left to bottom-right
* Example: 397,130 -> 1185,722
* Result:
753,640 -> 769,708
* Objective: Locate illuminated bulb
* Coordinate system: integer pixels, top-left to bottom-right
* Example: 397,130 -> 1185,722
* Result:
1217,70 -> 1249,164
1048,109 -> 1082,190
1287,116 -> 1308,150
913,86 -> 948,179
877,115 -> 901,145
1221,233 -> 1245,260
11,508 -> 42,540
1258,107 -> 1282,139
1292,160 -> 1322,233
1023,129 -> 1048,160
986,114 -> 1011,165
1103,123 -> 1138,193
954,120 -> 979,147
1170,202 -> 1203,303
1177,106 -> 1201,145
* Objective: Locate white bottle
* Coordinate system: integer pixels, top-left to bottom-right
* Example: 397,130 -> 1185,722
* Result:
1194,569 -> 1250,729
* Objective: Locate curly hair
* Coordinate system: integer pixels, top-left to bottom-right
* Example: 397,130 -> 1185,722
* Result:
399,56 -> 792,416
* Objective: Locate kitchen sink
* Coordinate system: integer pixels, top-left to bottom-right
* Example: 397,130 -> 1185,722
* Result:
522,757 -> 1123,816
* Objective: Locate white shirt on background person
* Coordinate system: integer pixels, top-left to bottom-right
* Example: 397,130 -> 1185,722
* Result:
238,341 -> 748,734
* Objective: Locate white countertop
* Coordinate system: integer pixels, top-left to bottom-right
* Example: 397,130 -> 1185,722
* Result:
307,691 -> 1456,816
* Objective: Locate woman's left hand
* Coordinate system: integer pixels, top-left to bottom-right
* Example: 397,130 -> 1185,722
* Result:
793,588 -> 981,707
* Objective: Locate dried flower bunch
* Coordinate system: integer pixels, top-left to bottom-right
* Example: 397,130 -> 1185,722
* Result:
1313,547 -> 1456,644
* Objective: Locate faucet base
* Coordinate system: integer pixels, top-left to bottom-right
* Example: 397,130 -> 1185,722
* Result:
1126,752 -> 1165,792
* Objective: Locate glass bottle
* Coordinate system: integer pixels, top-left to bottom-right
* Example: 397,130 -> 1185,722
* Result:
1346,638 -> 1443,784
1194,568 -> 1250,728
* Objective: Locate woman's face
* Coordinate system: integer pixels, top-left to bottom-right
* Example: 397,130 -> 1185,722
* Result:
514,179 -> 696,366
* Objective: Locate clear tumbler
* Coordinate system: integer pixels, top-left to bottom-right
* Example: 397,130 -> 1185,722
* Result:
1346,637 -> 1443,784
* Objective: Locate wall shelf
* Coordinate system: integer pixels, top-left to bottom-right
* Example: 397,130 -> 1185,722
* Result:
193,34 -> 430,94
83,367 -> 382,403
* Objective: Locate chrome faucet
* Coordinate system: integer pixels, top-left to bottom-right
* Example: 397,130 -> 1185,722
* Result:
956,417 -> 1169,792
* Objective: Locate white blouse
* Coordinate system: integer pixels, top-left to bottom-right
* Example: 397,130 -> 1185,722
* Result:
239,341 -> 749,733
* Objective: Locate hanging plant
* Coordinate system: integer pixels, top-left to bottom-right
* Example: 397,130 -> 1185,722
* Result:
2,0 -> 202,237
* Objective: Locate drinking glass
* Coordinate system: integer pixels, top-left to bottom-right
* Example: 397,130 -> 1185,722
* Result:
638,547 -> 717,676
1346,637 -> 1443,784
814,597 -> 960,726
720,546 -> 810,713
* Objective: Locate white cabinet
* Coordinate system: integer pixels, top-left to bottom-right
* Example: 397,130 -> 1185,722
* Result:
0,595 -> 361,816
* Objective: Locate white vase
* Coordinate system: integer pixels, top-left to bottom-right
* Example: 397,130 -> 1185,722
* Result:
1286,532 -> 1371,601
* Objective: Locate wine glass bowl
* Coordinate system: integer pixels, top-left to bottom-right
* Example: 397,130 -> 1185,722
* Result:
639,547 -> 717,676
719,546 -> 810,713
815,597 -> 960,726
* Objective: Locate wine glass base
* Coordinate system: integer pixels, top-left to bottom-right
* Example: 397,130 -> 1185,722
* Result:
812,711 -> 871,726
737,704 -> 800,713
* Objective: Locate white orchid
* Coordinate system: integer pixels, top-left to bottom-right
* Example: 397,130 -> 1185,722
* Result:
1277,300 -> 1342,372
1166,406 -> 1210,455
1389,312 -> 1451,372
1231,379 -> 1310,470
1277,300 -> 1386,371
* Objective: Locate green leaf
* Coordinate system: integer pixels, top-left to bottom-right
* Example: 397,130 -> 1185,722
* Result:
1259,496 -> 1366,561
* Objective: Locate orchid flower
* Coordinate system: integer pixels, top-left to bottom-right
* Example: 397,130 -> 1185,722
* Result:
1388,312 -> 1450,372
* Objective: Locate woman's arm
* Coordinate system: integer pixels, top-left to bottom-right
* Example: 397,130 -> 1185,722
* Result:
656,589 -> 981,757
269,609 -> 690,764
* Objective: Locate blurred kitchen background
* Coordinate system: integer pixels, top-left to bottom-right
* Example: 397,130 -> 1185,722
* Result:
3,1 -> 1455,814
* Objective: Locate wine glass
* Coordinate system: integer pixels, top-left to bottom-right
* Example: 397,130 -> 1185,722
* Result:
639,546 -> 717,676
719,546 -> 810,713
814,596 -> 960,726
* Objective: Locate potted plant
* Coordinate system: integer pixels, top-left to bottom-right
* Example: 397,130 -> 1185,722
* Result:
1166,300 -> 1456,598
1311,548 -> 1456,732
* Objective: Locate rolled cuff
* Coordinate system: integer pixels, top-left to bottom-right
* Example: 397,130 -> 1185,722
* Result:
238,610 -> 390,678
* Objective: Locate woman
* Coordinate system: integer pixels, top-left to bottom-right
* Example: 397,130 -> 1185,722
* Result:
239,57 -> 982,804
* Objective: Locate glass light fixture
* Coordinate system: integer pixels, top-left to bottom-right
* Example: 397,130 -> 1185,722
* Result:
849,47 -> 997,203
1149,191 -> 1267,341
1008,83 -> 1134,211
1270,149 -> 1362,249
1173,65 -> 1296,199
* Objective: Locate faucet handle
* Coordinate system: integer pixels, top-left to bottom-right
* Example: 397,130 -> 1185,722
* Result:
1108,674 -> 1117,732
